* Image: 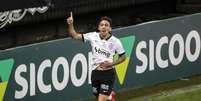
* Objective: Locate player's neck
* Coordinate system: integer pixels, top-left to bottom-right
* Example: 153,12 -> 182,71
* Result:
100,33 -> 111,40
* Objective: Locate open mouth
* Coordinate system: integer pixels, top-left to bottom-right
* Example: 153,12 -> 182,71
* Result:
101,30 -> 107,33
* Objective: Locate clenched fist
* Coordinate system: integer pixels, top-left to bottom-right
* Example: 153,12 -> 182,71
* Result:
67,12 -> 73,25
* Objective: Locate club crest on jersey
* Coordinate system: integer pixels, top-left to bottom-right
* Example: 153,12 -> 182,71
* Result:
108,43 -> 114,50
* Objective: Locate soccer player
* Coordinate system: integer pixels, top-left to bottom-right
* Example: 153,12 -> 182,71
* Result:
67,12 -> 126,101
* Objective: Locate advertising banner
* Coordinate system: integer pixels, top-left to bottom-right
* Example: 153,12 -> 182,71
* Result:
0,13 -> 201,101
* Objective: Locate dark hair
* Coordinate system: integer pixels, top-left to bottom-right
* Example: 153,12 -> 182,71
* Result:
96,16 -> 112,32
97,16 -> 112,26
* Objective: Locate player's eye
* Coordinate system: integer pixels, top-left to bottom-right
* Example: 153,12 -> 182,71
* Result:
105,24 -> 109,27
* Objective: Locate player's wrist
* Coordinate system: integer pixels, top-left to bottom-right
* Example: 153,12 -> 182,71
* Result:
110,62 -> 116,67
68,22 -> 74,26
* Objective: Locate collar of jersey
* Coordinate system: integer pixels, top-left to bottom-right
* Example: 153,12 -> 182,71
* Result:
99,34 -> 112,41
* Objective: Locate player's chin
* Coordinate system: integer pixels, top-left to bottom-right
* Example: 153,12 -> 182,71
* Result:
101,32 -> 108,36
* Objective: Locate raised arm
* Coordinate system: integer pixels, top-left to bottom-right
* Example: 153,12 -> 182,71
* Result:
66,12 -> 82,40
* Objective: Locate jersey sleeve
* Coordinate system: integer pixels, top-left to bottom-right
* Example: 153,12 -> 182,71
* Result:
116,39 -> 126,56
82,32 -> 95,42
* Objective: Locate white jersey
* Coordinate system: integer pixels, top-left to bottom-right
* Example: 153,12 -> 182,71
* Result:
82,32 -> 125,69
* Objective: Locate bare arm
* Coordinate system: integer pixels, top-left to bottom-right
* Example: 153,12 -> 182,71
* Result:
112,54 -> 126,66
66,12 -> 82,40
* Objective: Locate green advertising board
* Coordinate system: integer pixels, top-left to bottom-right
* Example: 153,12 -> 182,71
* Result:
113,13 -> 201,91
0,13 -> 201,101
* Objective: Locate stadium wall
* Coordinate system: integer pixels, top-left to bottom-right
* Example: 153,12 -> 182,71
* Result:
0,13 -> 201,101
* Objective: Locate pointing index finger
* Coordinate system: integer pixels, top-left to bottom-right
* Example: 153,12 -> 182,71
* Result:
70,12 -> 73,18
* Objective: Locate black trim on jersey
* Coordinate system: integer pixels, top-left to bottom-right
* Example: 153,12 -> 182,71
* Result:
119,52 -> 126,57
81,34 -> 84,42
105,34 -> 112,40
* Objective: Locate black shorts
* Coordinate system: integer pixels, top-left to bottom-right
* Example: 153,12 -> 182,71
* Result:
91,69 -> 115,96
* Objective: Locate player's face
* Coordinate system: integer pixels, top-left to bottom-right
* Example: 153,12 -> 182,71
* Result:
98,20 -> 112,37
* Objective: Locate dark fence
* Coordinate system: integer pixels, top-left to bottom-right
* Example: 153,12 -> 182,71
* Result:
0,0 -> 160,12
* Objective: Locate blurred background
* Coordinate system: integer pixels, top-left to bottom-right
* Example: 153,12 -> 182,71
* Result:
0,0 -> 201,49
1,1 -> 201,101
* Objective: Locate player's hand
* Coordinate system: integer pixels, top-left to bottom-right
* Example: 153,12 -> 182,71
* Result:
99,61 -> 113,69
67,12 -> 73,25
